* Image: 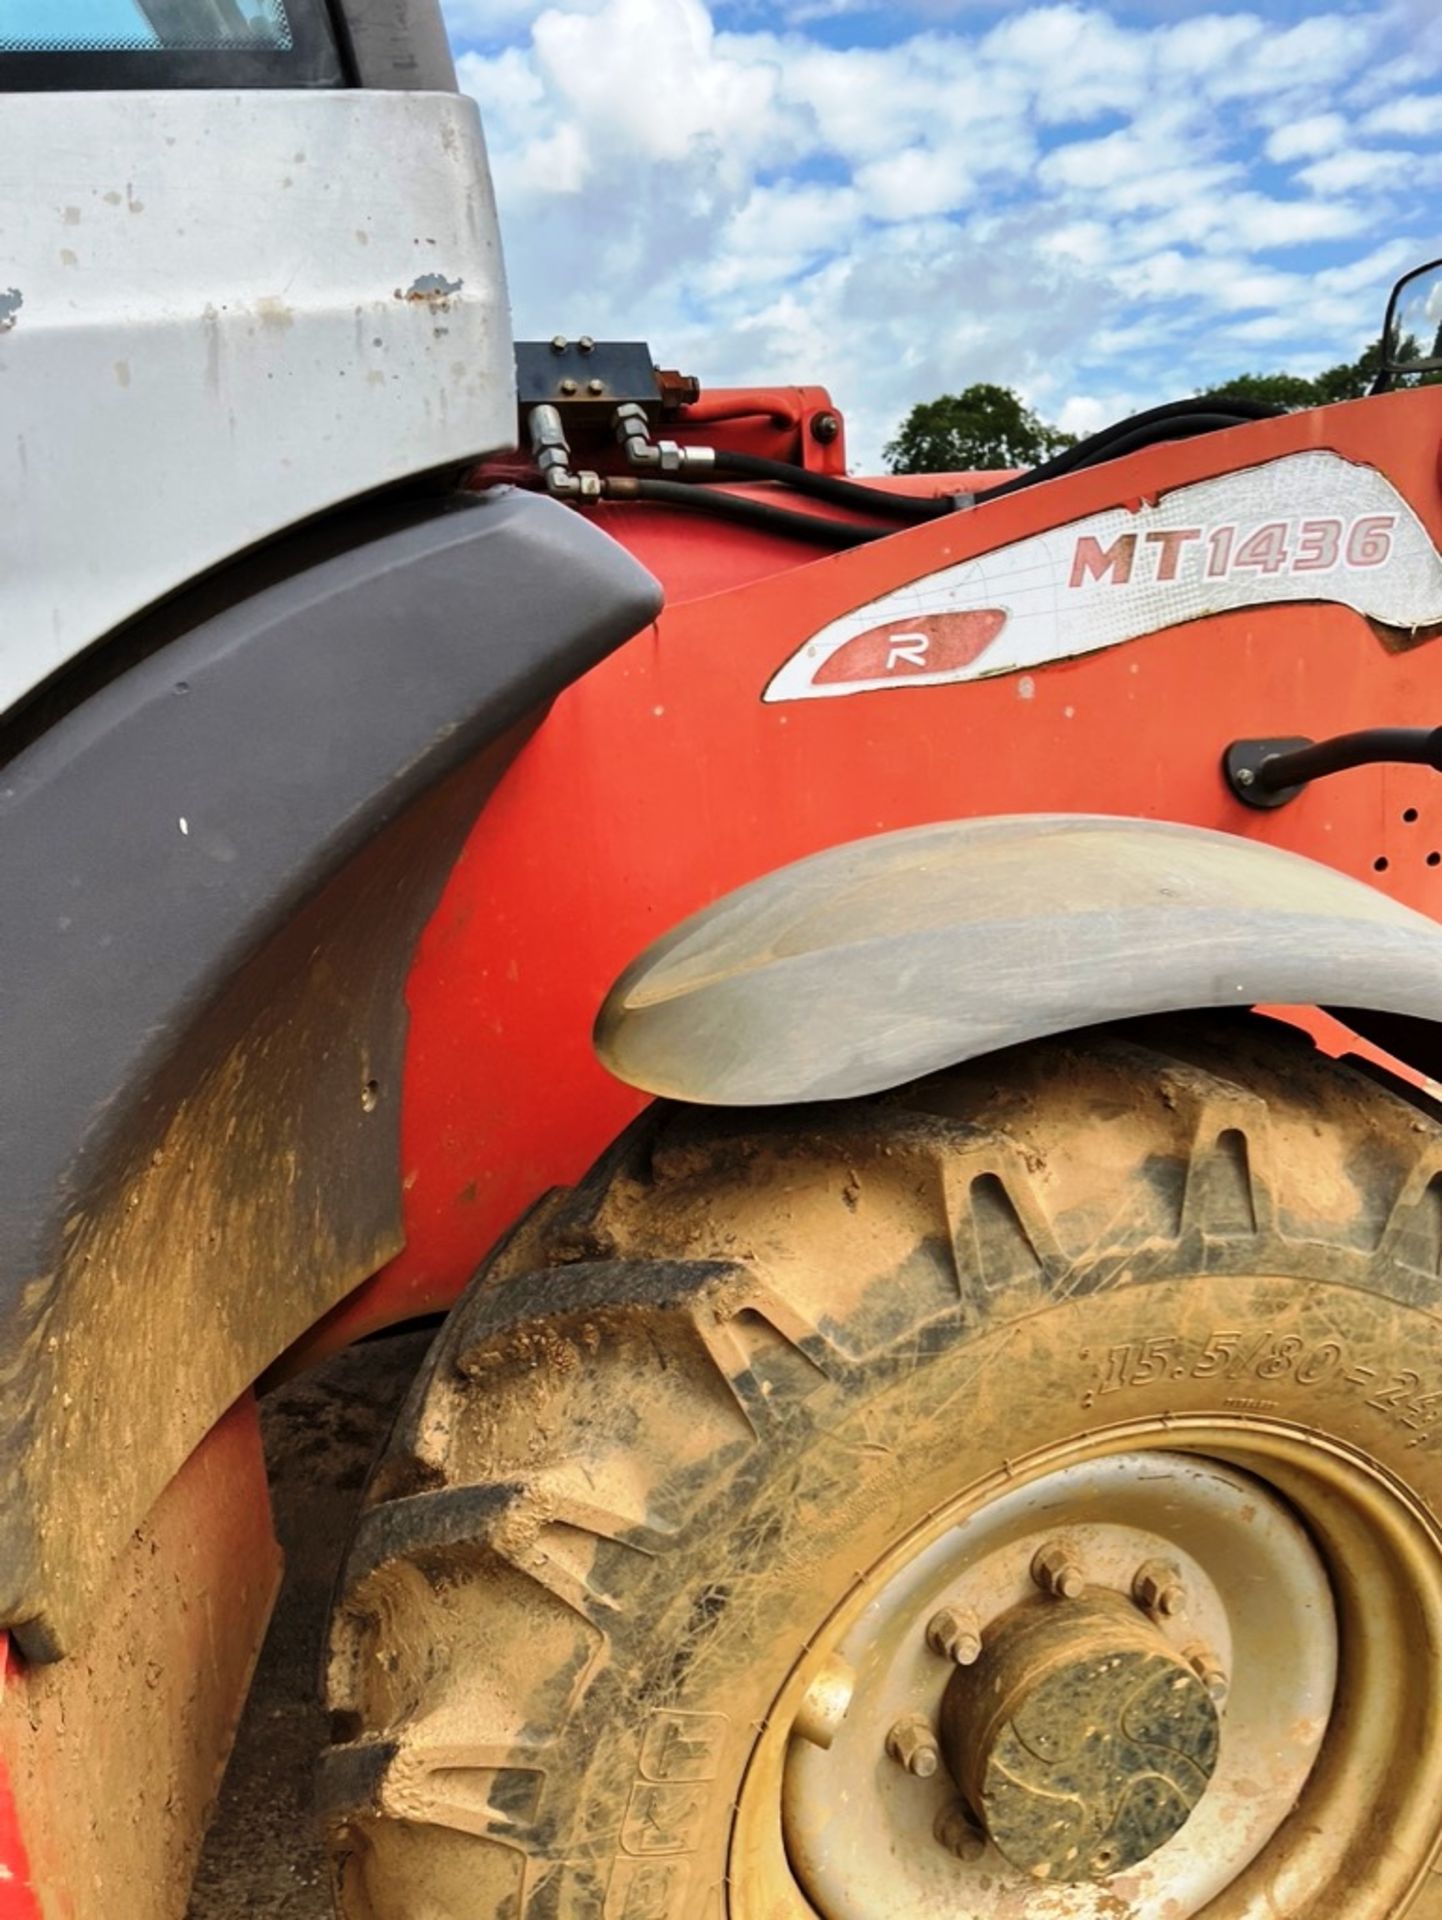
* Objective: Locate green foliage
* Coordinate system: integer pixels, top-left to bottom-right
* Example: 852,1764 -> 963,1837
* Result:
1191,370 -> 1320,408
884,338 -> 1409,479
882,382 -> 1077,474
1196,340 -> 1384,410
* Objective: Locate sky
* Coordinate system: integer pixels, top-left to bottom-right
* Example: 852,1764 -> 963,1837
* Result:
443,0 -> 1442,466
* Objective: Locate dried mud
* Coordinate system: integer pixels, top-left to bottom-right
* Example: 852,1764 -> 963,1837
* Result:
186,1330 -> 433,1920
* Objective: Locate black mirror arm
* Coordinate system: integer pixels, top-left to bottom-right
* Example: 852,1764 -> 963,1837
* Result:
1224,728 -> 1442,809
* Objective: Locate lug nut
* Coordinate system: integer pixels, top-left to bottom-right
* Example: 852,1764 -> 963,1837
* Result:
1133,1559 -> 1187,1619
793,1653 -> 856,1751
927,1604 -> 983,1666
886,1714 -> 940,1777
1031,1541 -> 1086,1600
934,1800 -> 987,1861
1186,1644 -> 1229,1705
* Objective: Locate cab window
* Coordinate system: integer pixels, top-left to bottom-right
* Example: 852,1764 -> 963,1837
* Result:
0,0 -> 342,82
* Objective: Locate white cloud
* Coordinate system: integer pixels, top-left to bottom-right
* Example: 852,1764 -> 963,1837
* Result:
531,0 -> 790,172
442,0 -> 596,37
979,5 -> 1148,123
1298,147 -> 1419,195
1056,393 -> 1108,433
1197,15 -> 1373,102
1265,113 -> 1348,162
1363,91 -> 1442,137
447,0 -> 1438,464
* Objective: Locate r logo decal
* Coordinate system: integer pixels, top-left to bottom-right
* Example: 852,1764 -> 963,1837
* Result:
812,609 -> 1008,686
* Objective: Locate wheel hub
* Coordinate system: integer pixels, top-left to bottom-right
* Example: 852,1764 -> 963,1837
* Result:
778,1451 -> 1336,1920
939,1590 -> 1220,1881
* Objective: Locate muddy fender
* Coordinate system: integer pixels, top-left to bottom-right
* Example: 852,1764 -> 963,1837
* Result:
595,813 -> 1442,1103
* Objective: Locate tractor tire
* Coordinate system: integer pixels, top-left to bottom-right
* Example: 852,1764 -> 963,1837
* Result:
323,1016 -> 1442,1920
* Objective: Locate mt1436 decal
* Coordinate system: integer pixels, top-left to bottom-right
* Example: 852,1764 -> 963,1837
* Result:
764,451 -> 1442,702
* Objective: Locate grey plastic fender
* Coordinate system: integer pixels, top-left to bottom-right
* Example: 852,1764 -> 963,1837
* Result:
595,814 -> 1442,1105
0,485 -> 660,1660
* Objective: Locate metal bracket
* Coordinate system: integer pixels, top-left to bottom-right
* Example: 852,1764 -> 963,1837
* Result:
1223,737 -> 1313,809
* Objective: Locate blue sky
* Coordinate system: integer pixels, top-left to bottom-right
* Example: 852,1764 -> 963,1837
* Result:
443,0 -> 1442,464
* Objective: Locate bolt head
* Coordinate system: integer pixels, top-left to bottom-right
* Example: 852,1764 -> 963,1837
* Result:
549,334 -> 568,352
559,377 -> 578,395
934,1802 -> 987,1862
886,1715 -> 940,1777
1132,1559 -> 1187,1619
1032,1542 -> 1086,1600
587,378 -> 606,395
578,334 -> 596,352
927,1604 -> 983,1666
1235,765 -> 1256,787
1185,1645 -> 1230,1705
810,410 -> 841,444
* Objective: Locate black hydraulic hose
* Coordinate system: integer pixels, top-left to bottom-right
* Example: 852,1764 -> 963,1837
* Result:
706,450 -> 952,521
592,395 -> 1290,544
706,399 -> 1281,514
614,477 -> 890,548
977,396 -> 1287,502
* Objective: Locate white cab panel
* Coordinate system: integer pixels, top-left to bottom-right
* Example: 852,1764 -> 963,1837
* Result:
0,88 -> 514,715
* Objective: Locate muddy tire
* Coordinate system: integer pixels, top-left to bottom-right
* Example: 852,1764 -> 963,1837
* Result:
323,1017 -> 1442,1918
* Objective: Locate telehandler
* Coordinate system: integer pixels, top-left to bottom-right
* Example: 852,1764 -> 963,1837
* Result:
5,5 -> 1442,1916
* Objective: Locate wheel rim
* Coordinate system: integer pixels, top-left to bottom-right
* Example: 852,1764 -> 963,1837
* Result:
732,1418 -> 1442,1918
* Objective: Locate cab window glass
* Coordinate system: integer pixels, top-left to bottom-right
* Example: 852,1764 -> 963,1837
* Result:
0,1 -> 293,51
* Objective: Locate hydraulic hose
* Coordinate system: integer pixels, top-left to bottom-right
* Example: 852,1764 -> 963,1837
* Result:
609,477 -> 890,548
595,395 -> 1289,543
706,451 -> 953,522
977,397 -> 1286,502
698,396 -> 1286,517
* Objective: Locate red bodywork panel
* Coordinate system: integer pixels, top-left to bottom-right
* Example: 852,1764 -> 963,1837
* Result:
291,384 -> 1442,1361
0,1397 -> 277,1919
0,1666 -> 37,1920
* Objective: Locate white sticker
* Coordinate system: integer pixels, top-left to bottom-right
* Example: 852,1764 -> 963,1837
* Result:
764,451 -> 1442,702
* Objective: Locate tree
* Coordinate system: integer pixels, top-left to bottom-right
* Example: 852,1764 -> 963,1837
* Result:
883,339 -> 1401,480
1196,340 -> 1384,410
883,383 -> 1077,474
